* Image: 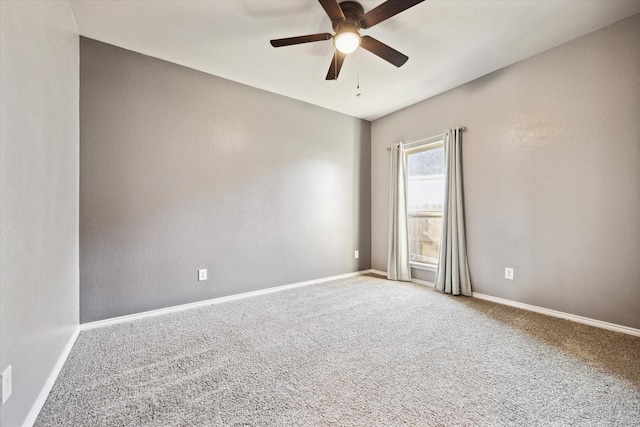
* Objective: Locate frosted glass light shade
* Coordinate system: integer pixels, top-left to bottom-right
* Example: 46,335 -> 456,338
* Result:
334,32 -> 361,54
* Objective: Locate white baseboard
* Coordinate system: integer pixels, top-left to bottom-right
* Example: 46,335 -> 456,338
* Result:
81,270 -> 373,331
23,326 -> 80,427
368,269 -> 435,288
25,270 -> 372,424
411,278 -> 435,288
371,269 -> 639,337
472,292 -> 640,337
368,269 -> 387,277
370,268 -> 434,288
20,270 -> 640,427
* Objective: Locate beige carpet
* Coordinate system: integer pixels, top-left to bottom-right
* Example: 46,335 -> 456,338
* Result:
37,275 -> 640,426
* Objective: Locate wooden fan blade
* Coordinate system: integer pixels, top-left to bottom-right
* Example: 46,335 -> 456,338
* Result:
326,50 -> 346,80
318,0 -> 346,22
270,33 -> 332,47
360,0 -> 425,29
360,36 -> 408,67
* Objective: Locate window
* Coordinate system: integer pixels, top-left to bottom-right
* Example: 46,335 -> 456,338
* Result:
406,141 -> 445,268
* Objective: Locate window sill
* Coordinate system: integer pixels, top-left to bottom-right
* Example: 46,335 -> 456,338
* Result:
410,262 -> 438,272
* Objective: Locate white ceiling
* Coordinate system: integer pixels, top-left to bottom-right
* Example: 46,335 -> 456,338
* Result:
68,1 -> 640,121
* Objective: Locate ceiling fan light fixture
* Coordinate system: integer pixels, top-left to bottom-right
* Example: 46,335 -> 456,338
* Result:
269,0 -> 423,80
334,31 -> 361,54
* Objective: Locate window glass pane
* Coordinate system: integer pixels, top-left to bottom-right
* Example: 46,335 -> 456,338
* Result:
407,147 -> 444,176
408,215 -> 442,264
407,145 -> 445,265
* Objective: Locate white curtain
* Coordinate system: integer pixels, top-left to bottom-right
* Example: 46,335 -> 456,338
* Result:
387,142 -> 411,282
435,128 -> 472,295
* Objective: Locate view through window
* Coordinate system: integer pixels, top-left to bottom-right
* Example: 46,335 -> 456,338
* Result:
406,143 -> 445,265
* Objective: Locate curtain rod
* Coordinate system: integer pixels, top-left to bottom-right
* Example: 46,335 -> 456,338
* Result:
386,126 -> 467,151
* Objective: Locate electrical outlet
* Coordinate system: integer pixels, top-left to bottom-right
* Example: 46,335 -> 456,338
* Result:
505,267 -> 514,280
198,269 -> 207,281
354,250 -> 359,259
2,365 -> 12,405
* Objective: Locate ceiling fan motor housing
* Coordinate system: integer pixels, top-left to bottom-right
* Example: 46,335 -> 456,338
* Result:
332,1 -> 365,33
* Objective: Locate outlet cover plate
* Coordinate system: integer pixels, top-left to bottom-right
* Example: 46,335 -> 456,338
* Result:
354,250 -> 359,259
505,268 -> 514,280
198,269 -> 207,281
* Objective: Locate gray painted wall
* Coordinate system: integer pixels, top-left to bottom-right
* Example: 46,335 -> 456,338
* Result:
371,14 -> 640,329
0,2 -> 79,426
80,38 -> 371,323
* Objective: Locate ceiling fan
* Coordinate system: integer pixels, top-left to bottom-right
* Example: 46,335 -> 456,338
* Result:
270,0 -> 425,80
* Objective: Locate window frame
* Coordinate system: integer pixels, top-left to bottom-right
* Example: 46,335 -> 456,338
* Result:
405,137 -> 445,272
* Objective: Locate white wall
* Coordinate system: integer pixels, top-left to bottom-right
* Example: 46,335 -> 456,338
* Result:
0,2 -> 79,425
371,14 -> 640,329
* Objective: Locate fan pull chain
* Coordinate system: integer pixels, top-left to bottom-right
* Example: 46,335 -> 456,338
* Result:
356,48 -> 361,97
